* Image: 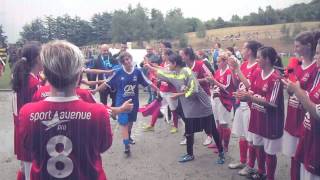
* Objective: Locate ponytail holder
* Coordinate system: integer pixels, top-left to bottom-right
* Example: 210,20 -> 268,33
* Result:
21,57 -> 27,62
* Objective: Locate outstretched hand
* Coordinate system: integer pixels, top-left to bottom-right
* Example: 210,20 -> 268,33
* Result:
233,90 -> 251,101
227,57 -> 240,73
281,78 -> 300,94
121,99 -> 134,112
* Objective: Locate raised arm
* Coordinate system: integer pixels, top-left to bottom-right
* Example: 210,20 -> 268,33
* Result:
83,68 -> 114,75
228,58 -> 250,89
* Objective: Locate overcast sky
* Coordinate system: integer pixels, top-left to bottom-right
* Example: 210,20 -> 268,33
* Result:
0,0 -> 311,43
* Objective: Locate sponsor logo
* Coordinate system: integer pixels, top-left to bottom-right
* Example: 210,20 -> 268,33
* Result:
30,111 -> 92,131
133,75 -> 137,81
302,73 -> 310,82
262,83 -> 268,92
288,95 -> 302,108
123,84 -> 136,97
251,94 -> 266,112
41,112 -> 70,131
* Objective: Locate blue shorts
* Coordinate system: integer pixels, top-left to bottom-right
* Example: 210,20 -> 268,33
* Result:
118,111 -> 138,125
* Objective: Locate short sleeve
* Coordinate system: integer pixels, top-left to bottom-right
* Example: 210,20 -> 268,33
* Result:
96,106 -> 113,153
315,104 -> 320,118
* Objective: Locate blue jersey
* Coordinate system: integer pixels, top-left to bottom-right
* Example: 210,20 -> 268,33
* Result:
105,67 -> 151,111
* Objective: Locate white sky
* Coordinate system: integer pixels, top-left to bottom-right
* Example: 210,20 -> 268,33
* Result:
0,0 -> 311,43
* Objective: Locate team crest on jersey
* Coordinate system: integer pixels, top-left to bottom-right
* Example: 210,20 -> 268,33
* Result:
133,75 -> 137,81
121,77 -> 125,80
262,83 -> 268,92
302,73 -> 310,82
303,112 -> 311,130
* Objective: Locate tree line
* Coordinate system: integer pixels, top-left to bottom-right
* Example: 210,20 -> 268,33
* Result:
8,0 -> 320,47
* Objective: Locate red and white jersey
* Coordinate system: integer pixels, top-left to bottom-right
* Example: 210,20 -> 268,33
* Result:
12,73 -> 41,160
12,73 -> 41,119
32,85 -> 96,103
238,61 -> 259,106
213,67 -> 235,111
191,60 -> 212,96
295,83 -> 320,176
159,62 -> 176,93
285,61 -> 318,137
248,69 -> 284,139
19,96 -> 112,180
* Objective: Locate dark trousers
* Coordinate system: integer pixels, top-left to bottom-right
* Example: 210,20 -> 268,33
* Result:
87,73 -> 97,89
99,87 -> 116,106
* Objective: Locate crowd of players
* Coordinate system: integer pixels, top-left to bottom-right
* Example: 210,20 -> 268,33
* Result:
9,29 -> 320,180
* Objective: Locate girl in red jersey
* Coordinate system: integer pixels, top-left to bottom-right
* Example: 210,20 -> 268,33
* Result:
282,35 -> 320,180
234,47 -> 284,180
19,40 -> 129,180
283,31 -> 320,180
228,41 -> 262,176
143,49 -> 180,133
208,52 -> 235,153
11,41 -> 43,180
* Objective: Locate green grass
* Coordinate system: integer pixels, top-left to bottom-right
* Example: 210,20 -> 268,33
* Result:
0,60 -> 12,89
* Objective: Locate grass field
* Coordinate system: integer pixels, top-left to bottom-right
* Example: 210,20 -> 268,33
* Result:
186,21 -> 320,53
0,61 -> 11,89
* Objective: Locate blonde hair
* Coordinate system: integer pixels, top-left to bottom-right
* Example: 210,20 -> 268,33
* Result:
40,40 -> 84,89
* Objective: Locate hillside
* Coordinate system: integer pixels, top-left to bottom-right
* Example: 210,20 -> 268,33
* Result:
185,22 -> 320,53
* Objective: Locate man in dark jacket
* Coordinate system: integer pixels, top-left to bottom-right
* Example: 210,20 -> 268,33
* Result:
94,44 -> 118,105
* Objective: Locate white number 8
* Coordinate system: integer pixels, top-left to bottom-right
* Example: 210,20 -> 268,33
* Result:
46,135 -> 73,178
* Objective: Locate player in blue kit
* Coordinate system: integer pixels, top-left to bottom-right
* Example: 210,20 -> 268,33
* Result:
93,52 -> 159,154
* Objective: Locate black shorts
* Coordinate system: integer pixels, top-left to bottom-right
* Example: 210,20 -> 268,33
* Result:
184,114 -> 215,135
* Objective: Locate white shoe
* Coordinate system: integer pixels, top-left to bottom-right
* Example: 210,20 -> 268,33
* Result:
228,162 -> 246,169
203,136 -> 212,146
238,165 -> 255,176
180,138 -> 187,145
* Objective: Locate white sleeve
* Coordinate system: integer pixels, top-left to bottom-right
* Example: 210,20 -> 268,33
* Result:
315,104 -> 320,118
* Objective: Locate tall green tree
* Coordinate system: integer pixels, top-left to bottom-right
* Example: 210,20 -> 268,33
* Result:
196,21 -> 206,38
230,15 -> 242,26
130,4 -> 152,46
111,10 -> 132,43
185,17 -> 202,32
165,8 -> 187,39
204,18 -> 216,30
0,25 -> 8,47
91,12 -> 113,43
150,9 -> 168,39
20,18 -> 47,43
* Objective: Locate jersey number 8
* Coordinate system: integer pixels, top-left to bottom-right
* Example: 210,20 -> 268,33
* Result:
46,135 -> 73,178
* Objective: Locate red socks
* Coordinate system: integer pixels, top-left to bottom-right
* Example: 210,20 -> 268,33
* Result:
172,111 -> 178,128
222,128 -> 231,152
266,154 -> 277,180
239,139 -> 248,164
150,106 -> 161,126
16,171 -> 25,180
247,144 -> 256,168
